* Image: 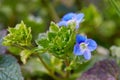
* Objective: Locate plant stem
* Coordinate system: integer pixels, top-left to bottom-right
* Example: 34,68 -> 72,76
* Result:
37,54 -> 61,80
37,54 -> 51,72
64,58 -> 70,78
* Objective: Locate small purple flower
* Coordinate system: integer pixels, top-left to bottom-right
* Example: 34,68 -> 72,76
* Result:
73,34 -> 97,60
58,12 -> 84,29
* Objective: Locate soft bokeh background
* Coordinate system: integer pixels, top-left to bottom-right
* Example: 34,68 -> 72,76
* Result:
0,0 -> 120,80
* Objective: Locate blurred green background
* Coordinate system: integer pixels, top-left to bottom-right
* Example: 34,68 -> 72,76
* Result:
0,0 -> 120,80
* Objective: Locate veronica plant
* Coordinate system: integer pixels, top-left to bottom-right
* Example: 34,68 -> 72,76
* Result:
3,12 -> 97,80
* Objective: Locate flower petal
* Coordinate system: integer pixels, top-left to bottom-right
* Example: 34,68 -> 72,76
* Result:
58,21 -> 67,27
62,13 -> 76,21
76,34 -> 87,43
75,13 -> 84,29
76,23 -> 80,29
86,39 -> 97,51
76,13 -> 84,23
83,49 -> 91,60
73,44 -> 83,55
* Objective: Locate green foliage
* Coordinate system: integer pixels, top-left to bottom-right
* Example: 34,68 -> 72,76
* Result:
0,55 -> 23,80
110,46 -> 120,58
50,22 -> 59,32
110,46 -> 120,68
2,21 -> 33,64
79,3 -> 120,48
37,22 -> 76,59
81,4 -> 102,27
8,47 -> 21,55
3,21 -> 32,47
20,50 -> 32,64
109,0 -> 120,16
98,21 -> 116,37
51,55 -> 63,71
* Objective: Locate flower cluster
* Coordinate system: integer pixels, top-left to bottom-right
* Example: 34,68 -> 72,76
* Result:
57,12 -> 97,60
73,34 -> 97,60
58,13 -> 84,29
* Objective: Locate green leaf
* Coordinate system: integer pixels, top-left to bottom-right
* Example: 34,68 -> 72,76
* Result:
36,33 -> 49,49
3,21 -> 32,47
37,39 -> 49,48
8,47 -> 21,55
49,22 -> 59,32
0,55 -> 23,80
48,32 -> 56,41
20,50 -> 32,64
51,56 -> 62,70
64,30 -> 76,54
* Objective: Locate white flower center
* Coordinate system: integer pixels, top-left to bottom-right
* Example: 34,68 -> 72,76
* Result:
79,43 -> 87,50
67,19 -> 75,24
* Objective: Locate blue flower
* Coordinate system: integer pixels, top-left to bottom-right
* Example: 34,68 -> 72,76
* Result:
58,12 -> 84,29
73,34 -> 97,60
